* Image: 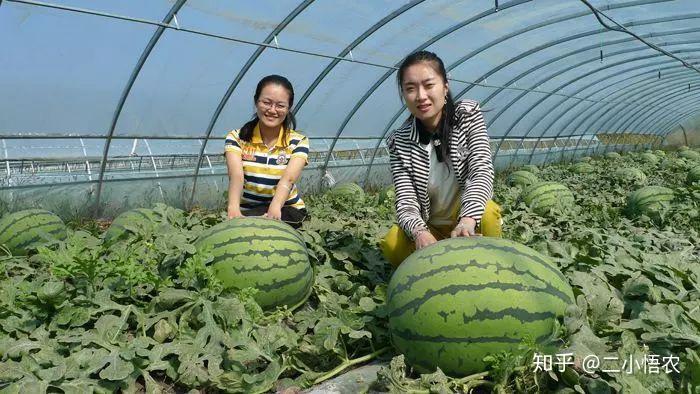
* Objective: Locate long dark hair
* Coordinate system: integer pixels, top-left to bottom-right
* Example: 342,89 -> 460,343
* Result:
240,75 -> 297,147
397,51 -> 456,164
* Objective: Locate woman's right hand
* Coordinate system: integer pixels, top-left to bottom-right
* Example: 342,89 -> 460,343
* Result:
414,230 -> 437,250
227,207 -> 244,219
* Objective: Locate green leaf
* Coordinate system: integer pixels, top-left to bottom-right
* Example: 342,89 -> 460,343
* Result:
358,297 -> 377,312
0,378 -> 49,394
98,351 -> 134,381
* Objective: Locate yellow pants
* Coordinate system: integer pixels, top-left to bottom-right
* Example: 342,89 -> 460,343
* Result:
380,200 -> 502,268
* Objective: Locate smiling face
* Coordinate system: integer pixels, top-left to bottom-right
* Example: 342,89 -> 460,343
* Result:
255,83 -> 291,131
400,61 -> 449,131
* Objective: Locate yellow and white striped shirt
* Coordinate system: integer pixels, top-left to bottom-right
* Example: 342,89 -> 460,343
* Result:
224,124 -> 309,211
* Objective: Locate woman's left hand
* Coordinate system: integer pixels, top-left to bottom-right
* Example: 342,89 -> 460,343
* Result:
451,217 -> 480,238
263,205 -> 283,220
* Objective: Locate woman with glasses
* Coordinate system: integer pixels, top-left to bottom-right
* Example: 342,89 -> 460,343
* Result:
224,75 -> 310,228
380,51 -> 503,267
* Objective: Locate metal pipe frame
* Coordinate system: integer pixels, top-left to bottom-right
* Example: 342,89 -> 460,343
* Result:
556,73 -> 696,159
4,0 -> 397,71
582,102 -> 700,160
618,90 -> 700,138
187,0 -> 315,209
588,80 -> 700,156
564,83 -> 700,162
537,63 -> 698,163
592,106 -> 687,158
459,17 -> 700,166
291,0 -> 425,115
557,63 -> 695,142
495,54 -> 688,168
658,107 -> 700,137
487,47 -> 700,168
545,67 -> 696,163
482,27 -> 700,128
580,97 -> 700,159
607,80 -> 700,134
591,76 -> 696,136
484,40 -> 700,165
0,159 -> 392,192
0,134 -> 385,141
624,104 -> 696,152
659,110 -> 700,141
529,59 -> 700,163
360,0 -> 677,186
460,29 -> 700,165
516,53 -> 696,165
92,0 -> 187,216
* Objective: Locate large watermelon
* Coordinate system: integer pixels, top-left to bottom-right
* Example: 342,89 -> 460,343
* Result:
507,170 -> 538,187
605,152 -> 621,159
661,158 -> 687,171
571,162 -> 594,174
626,186 -> 674,217
103,208 -> 160,245
576,156 -> 592,163
331,182 -> 365,202
195,217 -> 313,309
613,167 -> 646,185
522,182 -> 575,215
639,152 -> 659,164
687,166 -> 700,184
0,209 -> 67,255
387,237 -> 574,376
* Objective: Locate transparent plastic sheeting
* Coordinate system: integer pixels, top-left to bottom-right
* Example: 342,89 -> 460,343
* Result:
0,0 -> 697,216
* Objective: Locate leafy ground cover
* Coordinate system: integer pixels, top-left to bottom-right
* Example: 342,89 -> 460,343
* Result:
1,149 -> 699,393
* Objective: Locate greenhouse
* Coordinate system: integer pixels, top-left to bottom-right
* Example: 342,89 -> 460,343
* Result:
1,0 -> 699,393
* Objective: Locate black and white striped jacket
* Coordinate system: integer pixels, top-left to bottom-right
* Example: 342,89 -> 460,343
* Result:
386,100 -> 494,239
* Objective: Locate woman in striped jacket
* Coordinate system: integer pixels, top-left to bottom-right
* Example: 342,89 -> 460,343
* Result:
380,51 -> 502,267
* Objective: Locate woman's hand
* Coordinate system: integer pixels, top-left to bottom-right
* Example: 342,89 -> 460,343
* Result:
263,204 -> 283,220
451,217 -> 480,238
414,230 -> 438,250
228,207 -> 244,219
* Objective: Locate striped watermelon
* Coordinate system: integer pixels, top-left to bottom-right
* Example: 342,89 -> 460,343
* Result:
661,158 -> 688,171
0,209 -> 67,255
639,152 -> 659,164
687,166 -> 700,184
507,171 -> 538,187
522,182 -> 575,215
331,182 -> 365,202
103,208 -> 160,245
576,156 -> 592,163
679,146 -> 690,151
605,152 -> 621,159
626,186 -> 674,217
571,162 -> 594,174
614,168 -> 646,185
521,164 -> 539,174
387,237 -> 574,376
653,150 -> 666,156
195,217 -> 313,309
679,150 -> 700,161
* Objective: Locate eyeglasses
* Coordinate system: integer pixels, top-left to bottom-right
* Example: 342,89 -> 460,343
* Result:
257,99 -> 289,112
